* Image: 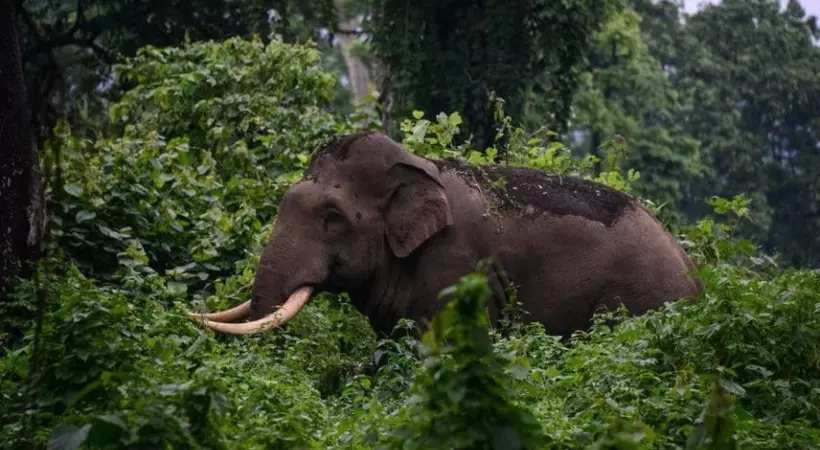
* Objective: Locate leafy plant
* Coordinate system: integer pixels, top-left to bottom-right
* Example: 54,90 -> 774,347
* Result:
378,271 -> 547,449
399,95 -> 641,195
46,36 -> 377,294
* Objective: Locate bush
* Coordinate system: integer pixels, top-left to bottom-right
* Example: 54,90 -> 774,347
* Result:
376,272 -> 547,449
45,36 -> 377,293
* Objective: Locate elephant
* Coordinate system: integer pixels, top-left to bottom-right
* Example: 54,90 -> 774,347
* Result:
189,131 -> 702,338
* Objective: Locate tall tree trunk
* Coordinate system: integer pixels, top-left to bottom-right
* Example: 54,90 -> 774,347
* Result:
334,0 -> 371,105
373,59 -> 393,135
591,39 -> 618,176
0,0 -> 45,297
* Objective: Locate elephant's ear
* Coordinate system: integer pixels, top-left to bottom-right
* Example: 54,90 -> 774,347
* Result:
384,160 -> 453,258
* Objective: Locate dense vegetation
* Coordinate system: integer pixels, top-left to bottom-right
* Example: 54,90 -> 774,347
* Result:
367,0 -> 621,150
1,37 -> 819,449
14,0 -> 820,268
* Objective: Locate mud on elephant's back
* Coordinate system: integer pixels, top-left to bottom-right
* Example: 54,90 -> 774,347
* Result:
432,158 -> 635,226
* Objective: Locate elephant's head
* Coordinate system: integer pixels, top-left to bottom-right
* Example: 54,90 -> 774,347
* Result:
190,131 -> 453,334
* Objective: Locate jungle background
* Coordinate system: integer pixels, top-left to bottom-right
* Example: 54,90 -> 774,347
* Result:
1,0 -> 819,448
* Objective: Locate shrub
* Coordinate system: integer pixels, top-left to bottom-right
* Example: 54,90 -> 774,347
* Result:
45,36 -> 377,294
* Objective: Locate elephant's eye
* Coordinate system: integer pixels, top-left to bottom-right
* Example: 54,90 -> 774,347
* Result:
323,210 -> 345,230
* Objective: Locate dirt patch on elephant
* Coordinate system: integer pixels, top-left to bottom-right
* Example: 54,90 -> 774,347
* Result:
433,158 -> 635,227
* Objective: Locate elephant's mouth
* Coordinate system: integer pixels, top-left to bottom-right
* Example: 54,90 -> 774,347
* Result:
188,285 -> 314,335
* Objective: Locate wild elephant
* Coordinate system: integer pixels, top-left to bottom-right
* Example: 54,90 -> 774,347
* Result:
189,131 -> 702,338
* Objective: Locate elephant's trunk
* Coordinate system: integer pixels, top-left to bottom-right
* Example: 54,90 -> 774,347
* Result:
191,286 -> 313,335
188,219 -> 322,335
189,193 -> 328,335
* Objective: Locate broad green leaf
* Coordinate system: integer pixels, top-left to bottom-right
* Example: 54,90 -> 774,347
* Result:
64,184 -> 83,197
75,210 -> 96,223
47,424 -> 91,450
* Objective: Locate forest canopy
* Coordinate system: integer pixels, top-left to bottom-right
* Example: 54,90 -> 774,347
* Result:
2,0 -> 820,449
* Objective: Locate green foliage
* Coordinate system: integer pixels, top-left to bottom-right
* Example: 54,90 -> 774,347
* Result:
3,36 -> 820,449
397,99 -> 642,196
379,272 -> 547,449
665,0 -> 820,267
16,0 -> 340,142
678,195 -> 761,269
1,256 -> 376,449
366,0 -> 622,150
563,6 -> 704,220
44,37 -> 374,291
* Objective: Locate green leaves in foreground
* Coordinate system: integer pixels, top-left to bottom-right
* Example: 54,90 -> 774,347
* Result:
3,250 -> 820,449
380,273 -> 546,449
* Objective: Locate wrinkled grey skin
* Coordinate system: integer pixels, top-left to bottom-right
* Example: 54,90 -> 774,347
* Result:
248,131 -> 702,337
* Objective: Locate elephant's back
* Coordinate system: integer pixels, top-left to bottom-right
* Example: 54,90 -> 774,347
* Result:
604,202 -> 703,308
432,158 -> 638,228
433,157 -> 701,310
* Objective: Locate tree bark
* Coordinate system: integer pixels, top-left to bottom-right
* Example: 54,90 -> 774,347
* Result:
0,0 -> 45,297
334,0 -> 371,105
591,39 -> 618,176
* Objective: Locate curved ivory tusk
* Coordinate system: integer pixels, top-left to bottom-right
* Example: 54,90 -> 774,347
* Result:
199,286 -> 313,335
188,300 -> 251,323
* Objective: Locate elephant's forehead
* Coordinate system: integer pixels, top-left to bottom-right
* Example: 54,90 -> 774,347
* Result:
309,149 -> 386,176
285,179 -> 334,203
304,153 -> 389,193
284,175 -> 365,209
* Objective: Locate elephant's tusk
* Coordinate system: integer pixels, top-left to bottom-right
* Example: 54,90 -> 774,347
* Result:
198,286 -> 313,335
188,300 -> 251,323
